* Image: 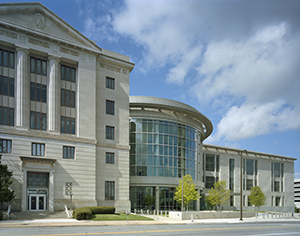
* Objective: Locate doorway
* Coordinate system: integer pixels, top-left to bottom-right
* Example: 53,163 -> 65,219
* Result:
29,194 -> 47,211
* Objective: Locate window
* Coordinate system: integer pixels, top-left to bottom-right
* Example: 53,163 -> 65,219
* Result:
30,57 -> 47,76
32,143 -> 45,156
275,196 -> 280,206
205,154 -> 215,171
272,162 -> 283,192
61,65 -> 76,82
30,111 -> 46,130
229,159 -> 234,191
205,176 -> 215,189
30,82 -> 46,102
0,106 -> 14,126
106,152 -> 114,164
0,139 -> 12,153
61,116 -> 75,134
106,100 -> 115,115
105,181 -> 115,200
0,49 -> 14,68
63,146 -> 75,159
106,126 -> 114,140
61,89 -> 75,108
106,77 -> 115,89
230,195 -> 234,206
0,76 -> 14,97
246,179 -> 253,190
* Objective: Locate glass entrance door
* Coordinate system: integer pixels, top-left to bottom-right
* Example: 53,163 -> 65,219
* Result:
29,194 -> 46,211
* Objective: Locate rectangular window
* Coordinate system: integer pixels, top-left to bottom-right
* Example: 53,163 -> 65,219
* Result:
63,146 -> 75,159
106,100 -> 115,115
106,152 -> 114,164
60,89 -> 76,108
0,139 -> 12,153
205,154 -> 215,171
205,176 -> 215,189
61,116 -> 75,134
230,195 -> 234,206
30,57 -> 47,76
229,159 -> 234,191
246,159 -> 254,175
106,77 -> 115,89
0,76 -> 14,97
30,111 -> 46,130
0,49 -> 14,68
30,82 -> 47,103
275,196 -> 280,206
246,179 -> 253,190
61,65 -> 76,82
105,181 -> 115,200
32,143 -> 45,156
106,126 -> 114,140
0,106 -> 14,126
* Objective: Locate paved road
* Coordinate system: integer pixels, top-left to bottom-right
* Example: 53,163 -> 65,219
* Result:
1,222 -> 299,236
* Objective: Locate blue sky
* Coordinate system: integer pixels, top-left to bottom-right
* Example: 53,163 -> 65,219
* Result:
5,0 -> 300,177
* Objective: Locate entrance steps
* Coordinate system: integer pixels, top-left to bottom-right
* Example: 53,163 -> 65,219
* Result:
3,211 -> 67,220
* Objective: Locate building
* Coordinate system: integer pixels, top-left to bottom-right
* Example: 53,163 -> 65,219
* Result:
295,179 -> 300,212
0,3 -> 296,213
0,2 -> 134,212
129,96 -> 295,212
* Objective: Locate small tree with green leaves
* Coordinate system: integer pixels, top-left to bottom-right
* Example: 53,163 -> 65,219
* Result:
0,155 -> 15,210
143,188 -> 155,210
206,180 -> 230,210
248,186 -> 266,211
174,175 -> 200,211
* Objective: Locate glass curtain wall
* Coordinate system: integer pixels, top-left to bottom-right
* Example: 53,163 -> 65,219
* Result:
129,119 -> 199,179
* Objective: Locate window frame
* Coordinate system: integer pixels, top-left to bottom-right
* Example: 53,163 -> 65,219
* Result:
30,111 -> 46,130
63,146 -> 75,159
106,152 -> 115,164
105,181 -> 115,200
0,49 -> 14,68
30,57 -> 47,76
0,139 -> 12,153
61,116 -> 75,134
106,77 -> 115,90
106,126 -> 115,140
32,143 -> 45,156
106,100 -> 115,115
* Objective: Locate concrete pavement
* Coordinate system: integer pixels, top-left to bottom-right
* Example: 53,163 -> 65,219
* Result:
1,212 -> 300,228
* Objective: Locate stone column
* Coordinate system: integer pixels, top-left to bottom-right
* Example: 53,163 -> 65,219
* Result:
16,46 -> 29,129
155,186 -> 160,211
48,55 -> 60,133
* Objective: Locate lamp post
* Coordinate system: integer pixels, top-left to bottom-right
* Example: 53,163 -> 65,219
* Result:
240,150 -> 247,221
181,175 -> 184,213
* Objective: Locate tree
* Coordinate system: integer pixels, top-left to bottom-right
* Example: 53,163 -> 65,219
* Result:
206,180 -> 230,210
248,186 -> 266,211
174,175 -> 200,211
0,155 -> 15,210
143,188 -> 155,210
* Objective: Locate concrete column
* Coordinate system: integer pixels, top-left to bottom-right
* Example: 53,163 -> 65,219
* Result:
16,46 -> 29,129
48,55 -> 60,133
49,169 -> 54,211
21,169 -> 27,212
196,189 -> 200,211
155,186 -> 160,210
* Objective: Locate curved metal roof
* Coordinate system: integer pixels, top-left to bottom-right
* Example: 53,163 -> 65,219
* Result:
130,96 -> 213,141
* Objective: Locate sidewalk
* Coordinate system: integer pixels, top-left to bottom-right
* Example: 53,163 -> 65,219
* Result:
1,214 -> 300,228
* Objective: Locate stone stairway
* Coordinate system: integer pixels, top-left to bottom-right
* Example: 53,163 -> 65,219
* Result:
3,211 -> 67,220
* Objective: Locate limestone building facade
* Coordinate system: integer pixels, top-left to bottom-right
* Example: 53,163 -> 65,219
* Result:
0,3 -> 296,213
0,2 -> 134,212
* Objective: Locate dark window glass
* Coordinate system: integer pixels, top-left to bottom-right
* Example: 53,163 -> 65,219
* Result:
30,111 -> 35,129
106,152 -> 114,164
106,100 -> 115,115
246,159 -> 254,175
36,59 -> 41,74
61,116 -> 65,133
42,113 -> 46,131
66,90 -> 70,107
0,50 -> 2,65
30,82 -> 35,100
71,118 -> 75,134
3,107 -> 8,125
0,76 -> 2,94
3,77 -> 8,95
36,112 -> 41,129
61,89 -> 65,106
61,66 -> 65,80
105,181 -> 115,200
30,58 -> 35,73
9,108 -> 14,126
106,126 -> 114,140
36,84 -> 41,102
3,51 -> 8,67
61,116 -> 75,134
106,77 -> 115,89
8,78 -> 14,97
71,68 -> 76,82
205,154 -> 215,171
66,67 -> 70,81
9,52 -> 14,68
66,117 -> 70,133
71,91 -> 75,108
0,139 -> 12,153
32,143 -> 45,156
42,60 -> 47,75
205,176 -> 215,189
30,111 -> 46,130
42,85 -> 46,103
63,146 -> 75,159
274,163 -> 280,177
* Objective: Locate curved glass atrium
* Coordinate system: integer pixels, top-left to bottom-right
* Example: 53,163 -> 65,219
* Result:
129,118 -> 200,180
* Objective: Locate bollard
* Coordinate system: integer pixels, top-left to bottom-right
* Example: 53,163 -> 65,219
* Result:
263,213 -> 265,219
147,209 -> 149,215
154,209 -> 155,215
255,212 -> 258,218
191,215 -> 194,222
165,211 -> 167,218
134,209 -> 136,214
161,210 -> 163,217
267,213 -> 269,219
271,213 -> 273,218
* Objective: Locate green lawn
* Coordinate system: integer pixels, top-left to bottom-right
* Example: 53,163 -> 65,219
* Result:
91,213 -> 154,221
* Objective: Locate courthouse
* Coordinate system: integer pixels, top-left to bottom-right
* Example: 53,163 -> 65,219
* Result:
0,3 -> 295,213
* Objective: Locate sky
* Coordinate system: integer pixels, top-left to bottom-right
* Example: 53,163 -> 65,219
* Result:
4,0 -> 300,178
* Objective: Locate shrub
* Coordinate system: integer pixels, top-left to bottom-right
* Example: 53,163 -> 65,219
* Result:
72,206 -> 115,220
0,212 -> 3,221
74,207 -> 92,220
